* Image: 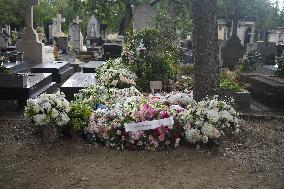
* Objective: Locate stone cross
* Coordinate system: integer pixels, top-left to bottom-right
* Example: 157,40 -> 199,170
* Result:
73,16 -> 82,24
22,0 -> 39,29
53,14 -> 65,33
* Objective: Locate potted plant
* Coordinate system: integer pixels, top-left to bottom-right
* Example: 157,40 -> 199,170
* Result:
220,69 -> 251,111
24,92 -> 71,143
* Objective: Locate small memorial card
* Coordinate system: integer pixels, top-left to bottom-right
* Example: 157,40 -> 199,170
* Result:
150,81 -> 162,93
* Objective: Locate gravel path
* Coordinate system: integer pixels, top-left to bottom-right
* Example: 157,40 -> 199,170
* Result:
0,118 -> 283,189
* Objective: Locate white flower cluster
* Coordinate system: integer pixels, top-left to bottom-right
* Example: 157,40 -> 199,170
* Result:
181,96 -> 239,144
108,87 -> 142,105
97,58 -> 137,88
164,92 -> 194,106
24,92 -> 70,126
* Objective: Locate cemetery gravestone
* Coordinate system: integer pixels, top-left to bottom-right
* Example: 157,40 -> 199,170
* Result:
69,16 -> 83,51
52,14 -> 66,38
221,7 -> 245,68
16,0 -> 44,66
257,32 -> 277,65
87,15 -> 100,39
133,3 -> 157,30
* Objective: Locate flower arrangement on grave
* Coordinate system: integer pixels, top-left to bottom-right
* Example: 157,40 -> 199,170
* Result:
96,58 -> 137,89
181,96 -> 240,144
86,95 -> 187,150
24,92 -> 70,142
25,92 -> 70,126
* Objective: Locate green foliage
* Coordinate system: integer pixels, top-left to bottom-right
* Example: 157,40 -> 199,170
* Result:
239,50 -> 261,73
154,0 -> 192,40
276,58 -> 284,77
170,64 -> 193,91
0,63 -> 11,74
122,29 -> 178,92
68,102 -> 92,132
220,69 -> 242,92
0,0 -> 24,28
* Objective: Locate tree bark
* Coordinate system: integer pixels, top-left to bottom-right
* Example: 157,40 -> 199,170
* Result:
119,0 -> 133,35
192,0 -> 219,101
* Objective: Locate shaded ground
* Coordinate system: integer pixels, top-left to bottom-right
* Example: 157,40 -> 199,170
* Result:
0,117 -> 283,189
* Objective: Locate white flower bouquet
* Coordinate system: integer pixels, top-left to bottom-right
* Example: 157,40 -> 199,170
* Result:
24,92 -> 70,126
96,58 -> 137,89
181,96 -> 240,144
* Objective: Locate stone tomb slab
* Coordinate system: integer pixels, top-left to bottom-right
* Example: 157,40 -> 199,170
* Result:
103,43 -> 123,60
80,61 -> 105,73
31,61 -> 74,83
60,73 -> 96,100
240,73 -> 284,108
0,73 -> 57,101
2,61 -> 30,73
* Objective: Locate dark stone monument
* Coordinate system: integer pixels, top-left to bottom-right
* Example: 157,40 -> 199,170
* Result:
103,43 -> 123,60
221,7 -> 245,68
60,73 -> 97,100
256,32 -> 277,65
239,73 -> 284,108
0,73 -> 57,101
54,37 -> 69,54
80,61 -> 105,73
31,61 -> 74,83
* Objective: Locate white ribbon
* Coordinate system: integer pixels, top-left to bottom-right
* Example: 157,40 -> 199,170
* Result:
124,117 -> 174,132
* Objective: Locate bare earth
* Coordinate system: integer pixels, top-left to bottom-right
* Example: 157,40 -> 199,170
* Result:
0,117 -> 283,189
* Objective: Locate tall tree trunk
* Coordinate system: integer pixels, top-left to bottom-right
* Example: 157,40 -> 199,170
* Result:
119,0 -> 133,35
192,0 -> 219,101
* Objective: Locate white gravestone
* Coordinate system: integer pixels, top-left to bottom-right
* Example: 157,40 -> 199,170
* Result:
52,14 -> 66,37
87,15 -> 100,39
0,34 -> 8,48
69,16 -> 83,51
16,0 -> 44,66
133,3 -> 157,30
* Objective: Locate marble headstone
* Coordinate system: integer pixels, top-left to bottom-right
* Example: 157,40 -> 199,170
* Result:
69,16 -> 83,51
87,15 -> 100,39
16,0 -> 44,66
52,14 -> 66,37
133,3 -> 157,30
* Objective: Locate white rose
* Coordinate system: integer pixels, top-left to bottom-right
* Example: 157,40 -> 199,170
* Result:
50,108 -> 59,119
